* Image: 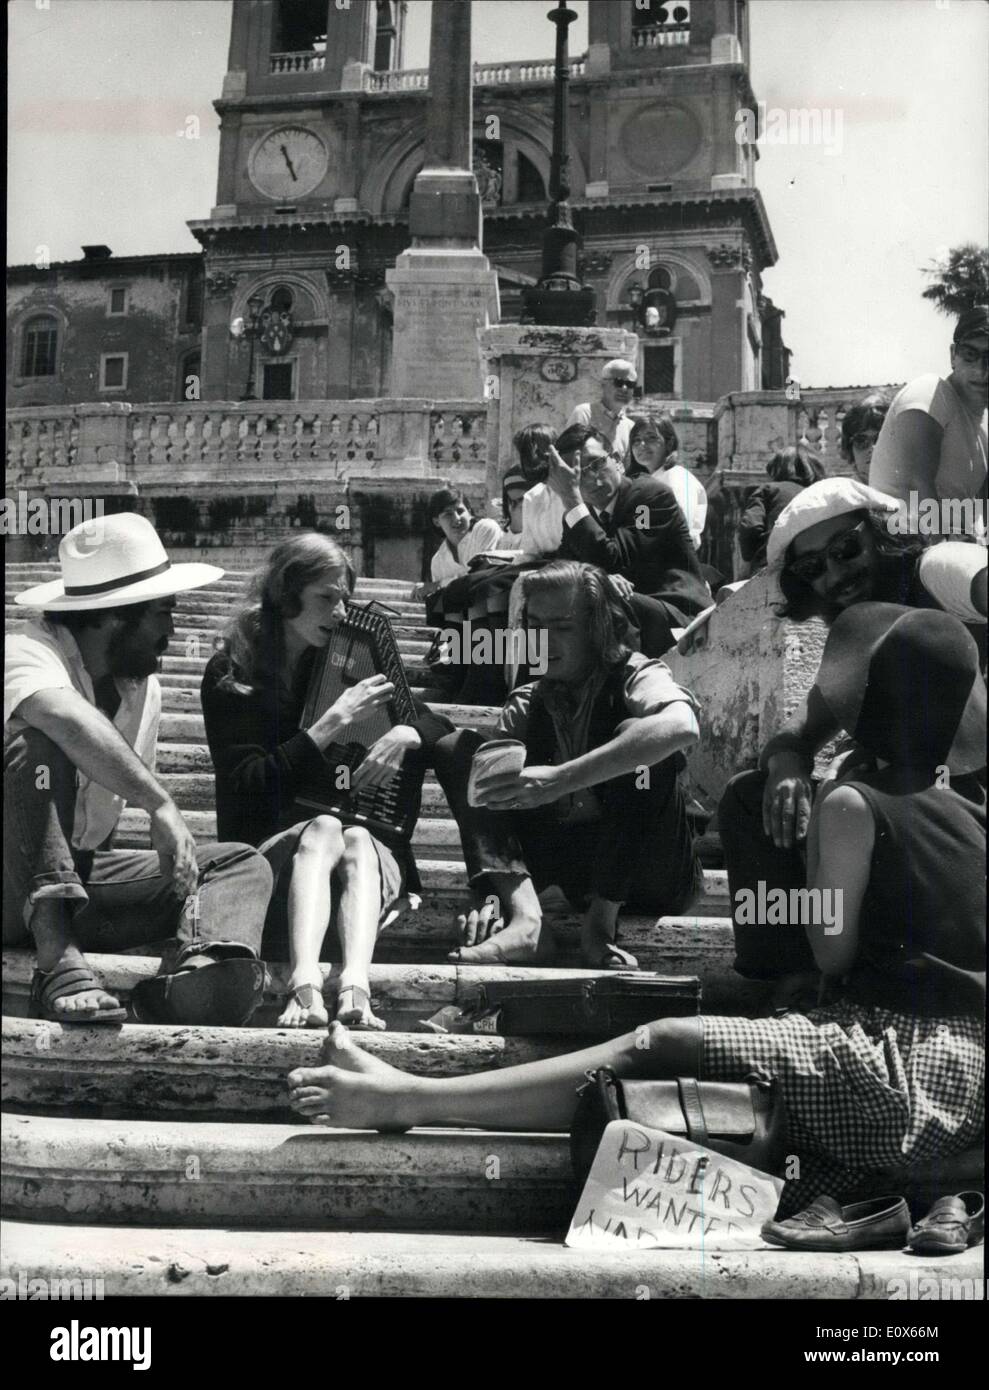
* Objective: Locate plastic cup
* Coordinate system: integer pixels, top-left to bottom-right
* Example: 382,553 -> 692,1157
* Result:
467,738 -> 527,807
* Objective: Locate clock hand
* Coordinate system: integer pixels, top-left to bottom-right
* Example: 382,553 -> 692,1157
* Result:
280,144 -> 298,181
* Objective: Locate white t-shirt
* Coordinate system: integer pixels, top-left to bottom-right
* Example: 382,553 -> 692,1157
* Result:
518,482 -> 565,559
4,618 -> 161,851
430,517 -> 504,583
869,373 -> 988,525
655,463 -> 708,549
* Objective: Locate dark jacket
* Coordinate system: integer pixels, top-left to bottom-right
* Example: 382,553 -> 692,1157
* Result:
560,475 -> 710,622
200,649 -> 454,893
738,480 -> 805,566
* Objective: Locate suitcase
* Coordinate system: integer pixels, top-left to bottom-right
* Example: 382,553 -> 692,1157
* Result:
465,972 -> 701,1037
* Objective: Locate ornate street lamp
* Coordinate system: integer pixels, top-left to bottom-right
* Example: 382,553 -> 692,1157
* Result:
230,293 -> 266,401
520,2 -> 596,326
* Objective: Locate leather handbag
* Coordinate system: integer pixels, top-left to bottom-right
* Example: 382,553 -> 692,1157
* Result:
570,1067 -> 786,1186
469,972 -> 700,1037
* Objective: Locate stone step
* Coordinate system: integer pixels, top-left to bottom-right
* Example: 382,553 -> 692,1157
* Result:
2,898 -> 746,1008
3,1219 -> 973,1299
155,706 -> 498,744
1,1017 -> 573,1116
3,949 -> 755,1028
1,1111 -> 575,1234
113,802 -> 730,911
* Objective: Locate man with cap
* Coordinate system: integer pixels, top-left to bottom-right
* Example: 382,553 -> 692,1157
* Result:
4,513 -> 272,1026
564,359 -> 638,469
717,476 -> 987,998
869,304 -> 988,536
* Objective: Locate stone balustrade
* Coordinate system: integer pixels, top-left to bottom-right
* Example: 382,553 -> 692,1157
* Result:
713,385 -> 901,484
363,57 -> 586,93
632,23 -> 691,49
6,400 -> 490,492
269,50 -> 326,74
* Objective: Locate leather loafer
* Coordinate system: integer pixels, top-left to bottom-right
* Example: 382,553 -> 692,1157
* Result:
762,1195 -> 910,1252
908,1192 -> 984,1255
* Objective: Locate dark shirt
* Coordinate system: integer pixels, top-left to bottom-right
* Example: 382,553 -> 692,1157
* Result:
200,649 -> 454,890
738,480 -> 806,567
842,766 -> 986,1016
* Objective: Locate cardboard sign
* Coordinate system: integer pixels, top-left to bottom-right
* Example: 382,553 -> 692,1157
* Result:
565,1120 -> 783,1251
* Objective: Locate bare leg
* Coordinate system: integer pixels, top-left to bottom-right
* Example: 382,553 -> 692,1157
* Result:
579,897 -> 639,970
335,827 -> 385,1029
288,1014 -> 704,1132
450,870 -> 556,964
30,900 -> 122,1015
277,817 -> 344,1029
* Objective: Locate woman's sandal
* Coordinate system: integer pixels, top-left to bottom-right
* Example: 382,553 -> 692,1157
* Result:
30,962 -> 127,1025
335,984 -> 386,1030
278,983 -> 329,1029
587,943 -> 640,971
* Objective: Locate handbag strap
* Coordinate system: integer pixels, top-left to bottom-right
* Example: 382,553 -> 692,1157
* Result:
676,1076 -> 710,1148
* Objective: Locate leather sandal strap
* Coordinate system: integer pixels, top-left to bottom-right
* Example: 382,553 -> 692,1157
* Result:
35,965 -> 107,1005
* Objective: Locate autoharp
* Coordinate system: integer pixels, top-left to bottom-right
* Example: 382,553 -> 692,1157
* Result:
296,602 -> 423,842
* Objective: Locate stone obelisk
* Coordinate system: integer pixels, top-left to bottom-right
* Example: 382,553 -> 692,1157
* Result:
387,0 -> 500,400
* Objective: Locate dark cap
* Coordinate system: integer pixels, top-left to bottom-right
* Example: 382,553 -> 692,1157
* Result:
953,305 -> 989,345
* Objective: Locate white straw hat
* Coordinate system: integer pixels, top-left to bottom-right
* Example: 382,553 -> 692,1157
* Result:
766,478 -> 902,571
14,513 -> 225,611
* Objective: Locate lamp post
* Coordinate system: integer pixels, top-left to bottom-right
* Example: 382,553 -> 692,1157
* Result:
520,2 -> 596,326
230,293 -> 265,401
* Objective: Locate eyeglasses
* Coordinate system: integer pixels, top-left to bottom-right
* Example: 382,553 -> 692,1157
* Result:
954,344 -> 989,368
786,519 -> 868,583
581,454 -> 622,478
609,379 -> 636,390
850,432 -> 879,450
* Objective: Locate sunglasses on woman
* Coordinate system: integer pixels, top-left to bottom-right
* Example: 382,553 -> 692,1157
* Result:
786,519 -> 868,583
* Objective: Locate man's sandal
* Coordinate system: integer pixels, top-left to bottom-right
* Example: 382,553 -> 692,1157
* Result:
588,943 -> 640,971
335,984 -> 386,1030
132,957 -> 266,1027
30,963 -> 127,1025
278,983 -> 330,1029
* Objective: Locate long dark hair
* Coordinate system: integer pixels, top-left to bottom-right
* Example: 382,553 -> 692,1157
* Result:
519,559 -> 633,668
513,423 -> 557,483
775,510 -> 928,623
766,445 -> 824,487
220,532 -> 355,694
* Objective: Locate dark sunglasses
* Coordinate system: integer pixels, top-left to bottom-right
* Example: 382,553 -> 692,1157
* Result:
954,344 -> 989,368
609,379 -> 636,389
786,519 -> 868,583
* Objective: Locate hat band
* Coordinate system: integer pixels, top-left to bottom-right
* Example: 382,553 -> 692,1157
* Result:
63,558 -> 172,597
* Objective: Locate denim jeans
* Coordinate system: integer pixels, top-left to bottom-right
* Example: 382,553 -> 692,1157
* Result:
719,768 -> 817,979
431,728 -> 701,915
3,726 -> 271,967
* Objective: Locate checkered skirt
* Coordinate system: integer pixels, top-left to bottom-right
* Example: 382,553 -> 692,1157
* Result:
702,1002 -> 984,1215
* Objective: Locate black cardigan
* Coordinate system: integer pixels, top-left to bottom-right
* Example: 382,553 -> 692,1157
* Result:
200,649 -> 454,892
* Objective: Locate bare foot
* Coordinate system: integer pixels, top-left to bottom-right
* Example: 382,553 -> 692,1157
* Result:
335,982 -> 386,1030
53,986 -> 123,1016
449,914 -> 557,965
287,1022 -> 418,1129
277,977 -> 330,1029
579,902 -> 638,970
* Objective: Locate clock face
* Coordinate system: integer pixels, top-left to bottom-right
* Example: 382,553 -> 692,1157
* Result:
248,126 -> 329,200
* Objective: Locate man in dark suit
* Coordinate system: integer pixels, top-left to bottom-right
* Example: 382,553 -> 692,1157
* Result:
549,423 -> 711,655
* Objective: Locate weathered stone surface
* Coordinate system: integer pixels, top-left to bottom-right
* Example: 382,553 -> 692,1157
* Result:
666,570 -> 828,811
2,1112 -> 576,1233
4,1220 -> 980,1299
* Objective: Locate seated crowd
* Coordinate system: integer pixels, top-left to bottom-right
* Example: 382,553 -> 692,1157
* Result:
4,308 -> 986,1226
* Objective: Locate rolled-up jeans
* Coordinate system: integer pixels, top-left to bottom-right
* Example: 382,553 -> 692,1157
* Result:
431,728 -> 701,916
2,726 -> 271,968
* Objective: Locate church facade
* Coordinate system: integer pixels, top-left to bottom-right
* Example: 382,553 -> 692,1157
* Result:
7,0 -> 788,409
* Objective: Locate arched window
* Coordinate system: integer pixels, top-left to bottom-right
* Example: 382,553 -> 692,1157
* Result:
374,1 -> 397,71
269,285 -> 295,312
21,315 -> 58,378
648,267 -> 674,292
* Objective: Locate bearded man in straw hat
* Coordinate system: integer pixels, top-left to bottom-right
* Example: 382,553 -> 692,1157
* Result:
4,513 -> 272,1026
